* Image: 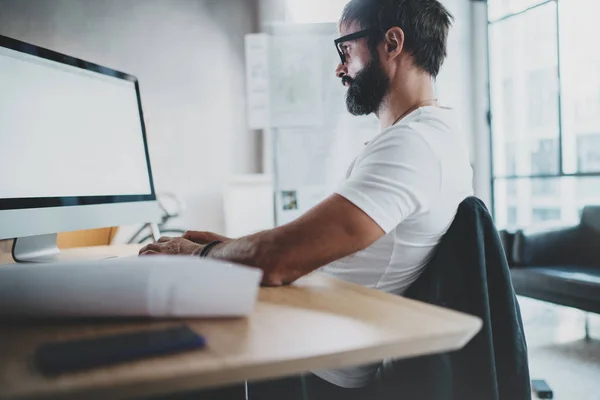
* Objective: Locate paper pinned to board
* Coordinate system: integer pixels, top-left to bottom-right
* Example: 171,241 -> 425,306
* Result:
245,34 -> 271,129
269,36 -> 325,128
0,256 -> 262,318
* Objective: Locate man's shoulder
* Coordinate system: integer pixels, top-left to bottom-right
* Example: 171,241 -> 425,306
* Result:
365,123 -> 435,155
376,107 -> 453,139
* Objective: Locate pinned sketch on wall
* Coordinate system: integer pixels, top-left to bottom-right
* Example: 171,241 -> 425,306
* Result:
245,34 -> 271,129
269,36 -> 324,127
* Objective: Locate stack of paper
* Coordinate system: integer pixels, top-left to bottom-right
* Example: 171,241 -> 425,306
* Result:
0,256 -> 262,318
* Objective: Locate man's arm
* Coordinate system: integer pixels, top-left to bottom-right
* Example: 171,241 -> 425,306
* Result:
208,194 -> 384,286
140,128 -> 441,284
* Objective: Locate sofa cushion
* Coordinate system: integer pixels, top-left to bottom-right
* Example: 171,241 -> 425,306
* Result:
511,266 -> 600,314
512,226 -> 584,266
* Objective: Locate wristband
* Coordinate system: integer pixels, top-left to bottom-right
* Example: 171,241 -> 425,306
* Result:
199,241 -> 223,258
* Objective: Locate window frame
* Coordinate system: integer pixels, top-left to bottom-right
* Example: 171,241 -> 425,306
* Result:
487,0 -> 600,224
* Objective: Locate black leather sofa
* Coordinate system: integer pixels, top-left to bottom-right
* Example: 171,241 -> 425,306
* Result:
499,206 -> 600,320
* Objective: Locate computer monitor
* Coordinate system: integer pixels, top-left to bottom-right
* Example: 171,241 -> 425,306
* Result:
0,35 -> 160,262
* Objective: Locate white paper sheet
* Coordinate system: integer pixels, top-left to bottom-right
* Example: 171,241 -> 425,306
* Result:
0,256 -> 262,318
245,34 -> 271,129
269,36 -> 324,127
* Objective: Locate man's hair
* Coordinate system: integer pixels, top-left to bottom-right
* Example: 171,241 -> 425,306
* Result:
340,0 -> 454,78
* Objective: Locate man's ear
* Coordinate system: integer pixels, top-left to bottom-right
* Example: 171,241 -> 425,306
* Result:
384,27 -> 405,59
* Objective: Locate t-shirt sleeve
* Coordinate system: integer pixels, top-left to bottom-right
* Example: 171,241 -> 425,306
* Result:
335,129 -> 442,234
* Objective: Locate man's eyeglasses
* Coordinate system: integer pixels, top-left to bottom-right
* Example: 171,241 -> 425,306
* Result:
334,29 -> 377,65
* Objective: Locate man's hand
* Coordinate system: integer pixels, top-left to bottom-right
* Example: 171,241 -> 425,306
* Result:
139,237 -> 203,256
183,231 -> 231,245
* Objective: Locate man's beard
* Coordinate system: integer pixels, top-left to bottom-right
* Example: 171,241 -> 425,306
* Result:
342,53 -> 390,116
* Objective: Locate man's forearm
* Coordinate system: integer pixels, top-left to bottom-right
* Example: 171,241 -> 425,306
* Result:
204,195 -> 385,286
143,196 -> 383,284
207,226 -> 323,286
208,233 -> 265,267
207,230 -> 290,286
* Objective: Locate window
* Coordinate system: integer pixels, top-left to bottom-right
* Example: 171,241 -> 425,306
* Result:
577,133 -> 600,173
507,180 -> 517,196
530,139 -> 559,175
531,207 -> 561,223
489,0 -> 600,229
531,179 -> 559,197
489,2 -> 559,179
526,68 -> 559,130
494,176 -> 600,229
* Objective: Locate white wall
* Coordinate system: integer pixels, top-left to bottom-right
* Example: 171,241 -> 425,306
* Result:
436,0 -> 474,156
0,0 -> 259,236
471,1 -> 493,208
259,0 -> 286,27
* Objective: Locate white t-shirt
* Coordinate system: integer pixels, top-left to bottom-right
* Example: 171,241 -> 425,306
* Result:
312,106 -> 474,388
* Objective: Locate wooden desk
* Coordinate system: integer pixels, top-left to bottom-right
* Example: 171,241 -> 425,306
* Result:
0,246 -> 482,400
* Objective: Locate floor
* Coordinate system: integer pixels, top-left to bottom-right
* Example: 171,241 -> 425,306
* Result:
520,297 -> 600,400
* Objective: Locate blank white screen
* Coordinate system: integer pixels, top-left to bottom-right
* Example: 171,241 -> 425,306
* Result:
0,46 -> 152,199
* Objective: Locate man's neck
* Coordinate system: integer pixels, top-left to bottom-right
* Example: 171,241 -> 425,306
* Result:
377,70 -> 437,130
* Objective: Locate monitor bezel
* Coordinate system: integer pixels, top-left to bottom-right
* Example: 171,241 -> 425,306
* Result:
0,34 -> 157,211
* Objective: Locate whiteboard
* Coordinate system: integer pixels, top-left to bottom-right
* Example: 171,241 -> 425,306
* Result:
246,23 -> 380,226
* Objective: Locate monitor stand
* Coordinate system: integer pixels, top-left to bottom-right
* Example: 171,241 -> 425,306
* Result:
12,224 -> 162,263
12,234 -> 61,263
12,234 -> 127,263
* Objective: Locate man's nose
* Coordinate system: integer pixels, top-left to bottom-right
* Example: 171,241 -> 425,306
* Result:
336,62 -> 347,79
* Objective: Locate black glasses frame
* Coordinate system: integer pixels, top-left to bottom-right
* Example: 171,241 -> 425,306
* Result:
334,29 -> 379,64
